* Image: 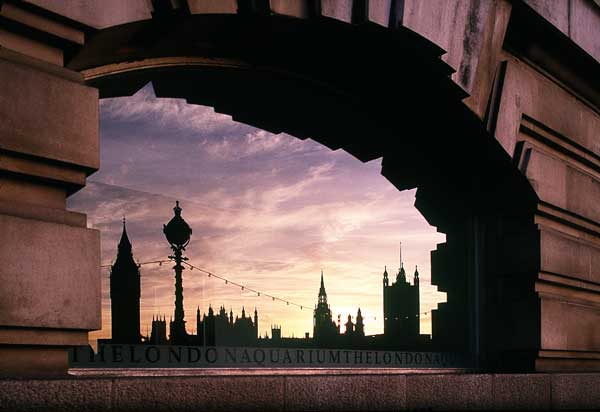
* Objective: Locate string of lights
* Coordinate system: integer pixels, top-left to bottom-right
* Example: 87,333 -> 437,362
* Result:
180,260 -> 311,310
100,259 -> 171,269
100,258 -> 435,316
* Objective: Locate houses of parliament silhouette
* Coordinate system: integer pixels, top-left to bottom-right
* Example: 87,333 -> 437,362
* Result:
106,202 -> 432,350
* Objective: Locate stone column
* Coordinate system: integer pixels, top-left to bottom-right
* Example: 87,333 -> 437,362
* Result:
0,3 -> 100,376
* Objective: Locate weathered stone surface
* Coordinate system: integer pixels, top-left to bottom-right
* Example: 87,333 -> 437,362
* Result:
0,328 -> 87,346
525,148 -> 569,206
0,139 -> 87,189
0,373 -> 597,410
524,0 -> 569,34
496,61 -> 600,158
406,374 -> 493,410
552,373 -> 600,410
0,28 -> 63,65
541,296 -> 600,352
540,227 -> 600,284
402,0 -> 492,92
0,347 -> 70,378
570,0 -> 600,63
270,0 -> 313,18
540,227 -> 600,283
3,0 -> 599,379
320,0 -> 352,23
0,378 -> 112,412
112,376 -> 284,411
368,0 -> 391,27
0,198 -> 87,228
0,2 -> 84,45
0,214 -> 100,330
187,0 -> 237,14
0,175 -> 65,209
25,0 -> 152,29
285,374 -> 406,411
523,0 -> 599,63
464,1 -> 512,118
492,373 -> 551,410
0,54 -> 99,170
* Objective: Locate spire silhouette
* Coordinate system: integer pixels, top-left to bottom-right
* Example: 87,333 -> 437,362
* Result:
117,218 -> 133,255
383,265 -> 389,286
399,241 -> 402,270
397,262 -> 406,282
396,242 -> 406,282
318,270 -> 328,304
319,270 -> 326,295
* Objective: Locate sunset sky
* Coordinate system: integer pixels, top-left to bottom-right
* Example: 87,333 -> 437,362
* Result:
67,85 -> 446,344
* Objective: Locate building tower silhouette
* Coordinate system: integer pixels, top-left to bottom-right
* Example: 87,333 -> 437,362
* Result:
313,270 -> 338,344
150,315 -> 168,345
355,308 -> 365,337
383,244 -> 420,346
109,218 -> 141,343
344,315 -> 354,335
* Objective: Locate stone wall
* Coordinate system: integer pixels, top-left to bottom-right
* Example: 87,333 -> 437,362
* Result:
0,0 -> 598,376
0,371 -> 599,411
0,5 -> 100,375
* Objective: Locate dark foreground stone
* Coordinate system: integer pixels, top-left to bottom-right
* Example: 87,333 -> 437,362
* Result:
0,369 -> 599,411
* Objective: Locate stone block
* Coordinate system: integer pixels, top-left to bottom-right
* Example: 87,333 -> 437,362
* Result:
0,28 -> 63,65
0,328 -> 87,346
525,148 -> 600,224
540,227 -> 600,283
25,0 -> 152,29
0,198 -> 87,228
492,373 -> 551,410
0,2 -> 84,45
187,0 -> 237,14
0,378 -> 112,412
552,373 -> 600,410
0,148 -> 87,190
523,0 -> 569,34
541,297 -> 600,352
0,213 -> 100,330
0,56 -> 98,170
402,0 -> 492,91
320,0 -> 352,23
406,374 -> 493,410
593,249 -> 600,285
368,0 -> 391,27
540,296 -> 568,350
112,376 -> 284,411
566,165 -> 600,225
537,355 -> 600,372
524,148 -> 567,209
497,62 -> 600,158
0,346 -> 69,378
569,0 -> 600,63
285,374 -> 406,411
0,175 -> 66,209
270,0 -> 313,18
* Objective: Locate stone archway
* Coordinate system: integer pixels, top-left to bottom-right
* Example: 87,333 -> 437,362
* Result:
66,11 -> 538,371
10,0 -> 600,379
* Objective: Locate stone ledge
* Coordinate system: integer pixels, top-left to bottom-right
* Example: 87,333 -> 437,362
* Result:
0,371 -> 599,411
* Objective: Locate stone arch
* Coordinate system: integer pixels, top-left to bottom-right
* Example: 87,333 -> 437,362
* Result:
65,9 -> 539,370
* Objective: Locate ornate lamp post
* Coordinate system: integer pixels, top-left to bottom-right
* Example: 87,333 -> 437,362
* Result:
163,201 -> 192,345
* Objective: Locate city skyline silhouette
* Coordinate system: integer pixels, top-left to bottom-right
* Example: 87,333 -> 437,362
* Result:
107,201 -> 434,350
67,85 -> 447,346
